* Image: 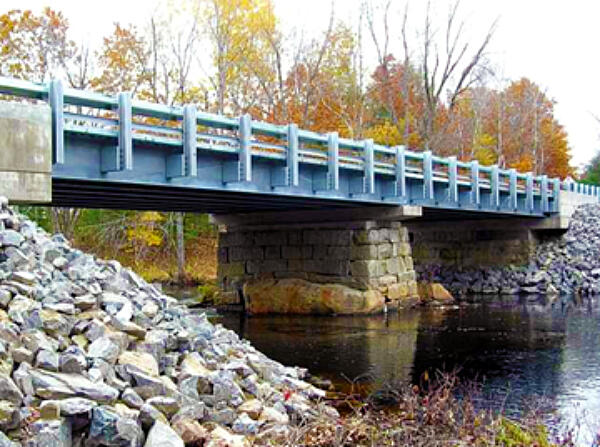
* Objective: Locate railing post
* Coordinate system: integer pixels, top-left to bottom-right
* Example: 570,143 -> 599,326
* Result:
490,165 -> 499,209
552,177 -> 560,212
287,123 -> 299,187
448,156 -> 458,204
395,146 -> 406,200
423,151 -> 433,201
48,79 -> 64,165
509,168 -> 517,211
239,114 -> 252,182
118,92 -> 133,170
364,139 -> 375,194
327,132 -> 339,191
525,172 -> 534,213
540,175 -> 548,213
470,160 -> 480,208
183,105 -> 197,177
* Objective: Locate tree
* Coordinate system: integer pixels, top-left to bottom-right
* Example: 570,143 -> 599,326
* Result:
420,0 -> 496,150
0,8 -> 74,81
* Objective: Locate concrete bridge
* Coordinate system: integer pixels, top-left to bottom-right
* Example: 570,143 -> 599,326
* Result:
0,77 -> 597,313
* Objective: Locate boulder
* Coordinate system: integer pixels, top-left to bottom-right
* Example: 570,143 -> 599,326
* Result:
88,405 -> 144,447
417,282 -> 454,304
243,278 -> 385,315
144,421 -> 184,447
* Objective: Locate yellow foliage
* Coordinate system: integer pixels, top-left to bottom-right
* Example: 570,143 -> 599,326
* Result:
364,121 -> 403,147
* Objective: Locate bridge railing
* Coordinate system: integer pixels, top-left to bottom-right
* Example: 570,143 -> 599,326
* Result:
0,76 -> 597,214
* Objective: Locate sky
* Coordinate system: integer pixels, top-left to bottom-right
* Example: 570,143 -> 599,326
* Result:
4,0 -> 600,170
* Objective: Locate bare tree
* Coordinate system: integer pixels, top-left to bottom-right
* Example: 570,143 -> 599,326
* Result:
421,0 -> 497,150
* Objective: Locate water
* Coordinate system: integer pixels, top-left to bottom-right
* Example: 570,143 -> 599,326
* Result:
170,288 -> 600,444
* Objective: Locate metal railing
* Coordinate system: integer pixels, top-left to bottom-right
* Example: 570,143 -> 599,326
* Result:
0,76 -> 597,214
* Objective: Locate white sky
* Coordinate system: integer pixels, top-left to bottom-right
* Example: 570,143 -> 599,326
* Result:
4,0 -> 600,170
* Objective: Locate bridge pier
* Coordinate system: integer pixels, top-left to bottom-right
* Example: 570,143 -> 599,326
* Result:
212,207 -> 421,314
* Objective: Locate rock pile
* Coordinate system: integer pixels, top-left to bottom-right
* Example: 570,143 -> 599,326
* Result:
0,197 -> 335,446
417,204 -> 600,297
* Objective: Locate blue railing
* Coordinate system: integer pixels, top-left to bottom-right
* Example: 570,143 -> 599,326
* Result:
0,76 -> 597,215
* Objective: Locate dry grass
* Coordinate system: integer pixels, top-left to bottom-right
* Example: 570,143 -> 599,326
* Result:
75,235 -> 218,285
253,372 -> 575,447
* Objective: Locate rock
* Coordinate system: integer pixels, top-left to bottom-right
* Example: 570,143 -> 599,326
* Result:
32,417 -> 72,447
139,403 -> 168,428
0,400 -> 19,431
146,397 -> 180,418
88,406 -> 144,447
243,278 -> 385,315
232,413 -> 260,434
417,282 -> 454,303
144,421 -> 184,447
206,426 -> 248,447
39,400 -> 61,420
237,399 -> 262,420
10,271 -> 36,285
58,397 -> 97,416
0,376 -> 23,405
87,337 -> 121,364
1,230 -> 23,247
0,431 -> 18,447
59,347 -> 87,374
171,418 -> 209,446
30,369 -> 119,402
35,350 -> 60,372
118,351 -> 159,377
259,406 -> 289,425
121,388 -> 145,410
11,346 -> 34,364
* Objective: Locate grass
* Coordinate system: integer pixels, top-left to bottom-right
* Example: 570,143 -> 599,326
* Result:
252,371 -> 577,447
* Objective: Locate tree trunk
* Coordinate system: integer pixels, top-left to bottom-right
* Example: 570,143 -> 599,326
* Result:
176,212 -> 185,283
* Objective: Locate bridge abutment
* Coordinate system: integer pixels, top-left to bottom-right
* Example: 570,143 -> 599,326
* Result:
0,102 -> 52,203
213,207 -> 421,314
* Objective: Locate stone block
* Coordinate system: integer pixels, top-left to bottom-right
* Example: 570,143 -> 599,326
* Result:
353,229 -> 381,245
304,229 -> 351,246
287,231 -> 302,245
261,260 -> 287,273
282,246 -> 302,260
255,231 -> 287,246
350,260 -> 379,277
400,227 -> 409,242
387,282 -> 409,300
219,232 -> 247,247
384,258 -> 397,275
327,246 -> 350,260
302,246 -> 313,259
246,260 -> 261,274
264,246 -> 281,260
350,244 -> 378,260
218,263 -> 246,278
379,274 -> 397,286
312,245 -> 327,259
397,243 -> 412,256
378,243 -> 393,259
398,270 -> 416,282
230,246 -> 264,262
288,259 -> 303,272
405,256 -> 414,270
408,280 -> 418,297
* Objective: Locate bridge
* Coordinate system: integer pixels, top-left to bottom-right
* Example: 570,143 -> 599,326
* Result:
0,77 -> 597,313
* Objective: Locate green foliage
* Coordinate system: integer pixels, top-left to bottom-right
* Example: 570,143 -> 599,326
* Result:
581,150 -> 600,185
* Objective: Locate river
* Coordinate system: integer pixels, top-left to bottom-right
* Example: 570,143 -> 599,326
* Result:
169,289 -> 600,445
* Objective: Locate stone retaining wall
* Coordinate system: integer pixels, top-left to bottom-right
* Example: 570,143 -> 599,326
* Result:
217,221 -> 418,309
407,220 -> 539,268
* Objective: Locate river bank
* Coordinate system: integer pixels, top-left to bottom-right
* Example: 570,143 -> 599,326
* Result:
417,204 -> 600,299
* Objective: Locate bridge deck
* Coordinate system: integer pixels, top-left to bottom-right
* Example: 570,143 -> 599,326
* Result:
0,76 -> 597,215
